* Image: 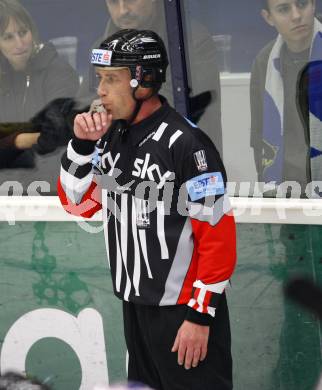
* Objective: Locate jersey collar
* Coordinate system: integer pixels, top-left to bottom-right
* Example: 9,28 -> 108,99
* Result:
128,95 -> 170,146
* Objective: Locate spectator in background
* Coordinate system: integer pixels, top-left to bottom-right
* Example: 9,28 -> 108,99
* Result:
250,2 -> 322,389
250,0 -> 322,197
0,0 -> 79,193
78,0 -> 223,156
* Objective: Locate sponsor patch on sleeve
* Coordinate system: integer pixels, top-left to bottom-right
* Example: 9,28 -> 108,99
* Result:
186,172 -> 225,201
91,49 -> 113,66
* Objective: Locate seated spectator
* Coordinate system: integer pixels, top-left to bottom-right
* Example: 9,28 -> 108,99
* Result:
250,0 -> 321,197
0,0 -> 79,193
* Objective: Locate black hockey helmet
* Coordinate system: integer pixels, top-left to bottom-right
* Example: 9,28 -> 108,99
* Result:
91,29 -> 168,90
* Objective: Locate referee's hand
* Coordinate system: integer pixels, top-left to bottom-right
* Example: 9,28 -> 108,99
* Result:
171,320 -> 209,370
74,111 -> 112,141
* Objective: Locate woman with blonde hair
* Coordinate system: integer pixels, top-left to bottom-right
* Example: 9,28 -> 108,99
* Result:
0,0 -> 79,192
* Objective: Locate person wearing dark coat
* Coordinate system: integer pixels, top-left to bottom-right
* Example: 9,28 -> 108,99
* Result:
0,0 -> 79,193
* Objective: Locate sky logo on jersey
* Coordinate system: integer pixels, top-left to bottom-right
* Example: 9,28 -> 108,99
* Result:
91,49 -> 113,66
186,172 -> 225,201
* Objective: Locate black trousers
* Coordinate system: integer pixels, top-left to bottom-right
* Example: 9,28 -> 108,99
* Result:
123,294 -> 232,390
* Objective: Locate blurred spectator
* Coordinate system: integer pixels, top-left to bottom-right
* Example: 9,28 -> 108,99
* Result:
78,0 -> 223,155
250,0 -> 321,197
0,0 -> 79,193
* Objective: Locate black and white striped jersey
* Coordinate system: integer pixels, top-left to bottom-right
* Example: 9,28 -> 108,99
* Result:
58,98 -> 236,323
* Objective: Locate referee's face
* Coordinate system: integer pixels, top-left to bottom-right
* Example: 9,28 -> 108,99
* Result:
96,67 -> 136,121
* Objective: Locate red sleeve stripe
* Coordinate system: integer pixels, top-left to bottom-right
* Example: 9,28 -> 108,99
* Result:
177,213 -> 236,308
189,283 -> 226,314
189,299 -> 200,311
191,287 -> 217,314
60,166 -> 94,204
181,211 -> 236,318
187,193 -> 231,226
193,279 -> 229,294
203,290 -> 213,312
57,177 -> 102,218
191,213 -> 237,285
187,297 -> 216,317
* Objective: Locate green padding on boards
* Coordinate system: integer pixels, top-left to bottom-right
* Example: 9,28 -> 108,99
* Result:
230,224 -> 322,390
0,221 -> 126,388
0,222 -> 321,389
26,338 -> 82,390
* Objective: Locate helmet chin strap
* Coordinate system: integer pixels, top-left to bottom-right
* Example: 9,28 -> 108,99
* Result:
127,85 -> 143,126
126,79 -> 156,125
116,83 -> 142,135
119,79 -> 158,133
